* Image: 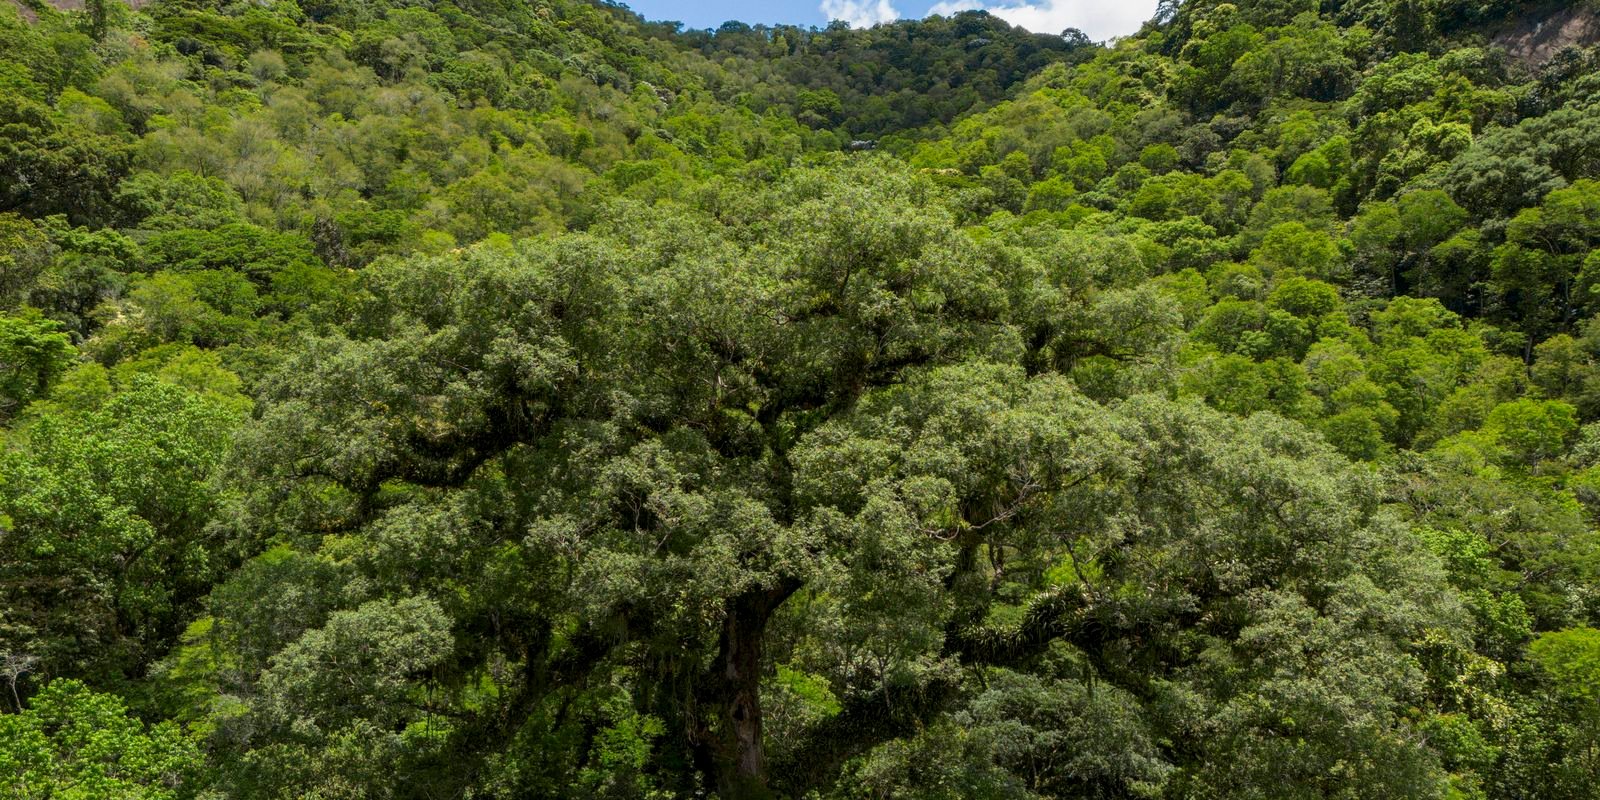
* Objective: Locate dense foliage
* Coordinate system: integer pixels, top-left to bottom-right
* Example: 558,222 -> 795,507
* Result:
5,0 -> 1600,798
669,14 -> 1096,139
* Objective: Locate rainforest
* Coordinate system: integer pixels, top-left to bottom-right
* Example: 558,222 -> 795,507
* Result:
4,0 -> 1600,797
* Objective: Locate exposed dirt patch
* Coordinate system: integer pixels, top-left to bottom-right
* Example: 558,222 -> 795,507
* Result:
1492,2 -> 1600,66
3,0 -> 39,22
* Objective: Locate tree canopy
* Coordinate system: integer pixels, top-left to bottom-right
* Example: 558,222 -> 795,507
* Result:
4,0 -> 1600,797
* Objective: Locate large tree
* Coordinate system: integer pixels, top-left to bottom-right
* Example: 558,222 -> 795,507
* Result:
191,162 -> 1465,798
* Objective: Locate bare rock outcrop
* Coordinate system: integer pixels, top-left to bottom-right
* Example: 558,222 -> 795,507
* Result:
1493,3 -> 1600,66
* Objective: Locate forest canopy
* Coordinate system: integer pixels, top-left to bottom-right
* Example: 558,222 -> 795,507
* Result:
4,0 -> 1600,798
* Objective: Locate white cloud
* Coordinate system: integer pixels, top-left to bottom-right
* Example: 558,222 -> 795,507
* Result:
821,0 -> 901,28
926,0 -> 1155,40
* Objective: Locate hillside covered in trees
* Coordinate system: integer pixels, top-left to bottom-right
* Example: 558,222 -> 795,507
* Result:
6,0 -> 1600,797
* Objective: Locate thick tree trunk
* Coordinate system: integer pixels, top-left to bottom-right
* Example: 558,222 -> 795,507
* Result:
718,601 -> 769,798
701,579 -> 800,799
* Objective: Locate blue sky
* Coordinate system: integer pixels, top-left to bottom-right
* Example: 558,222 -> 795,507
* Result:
620,0 -> 1158,41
